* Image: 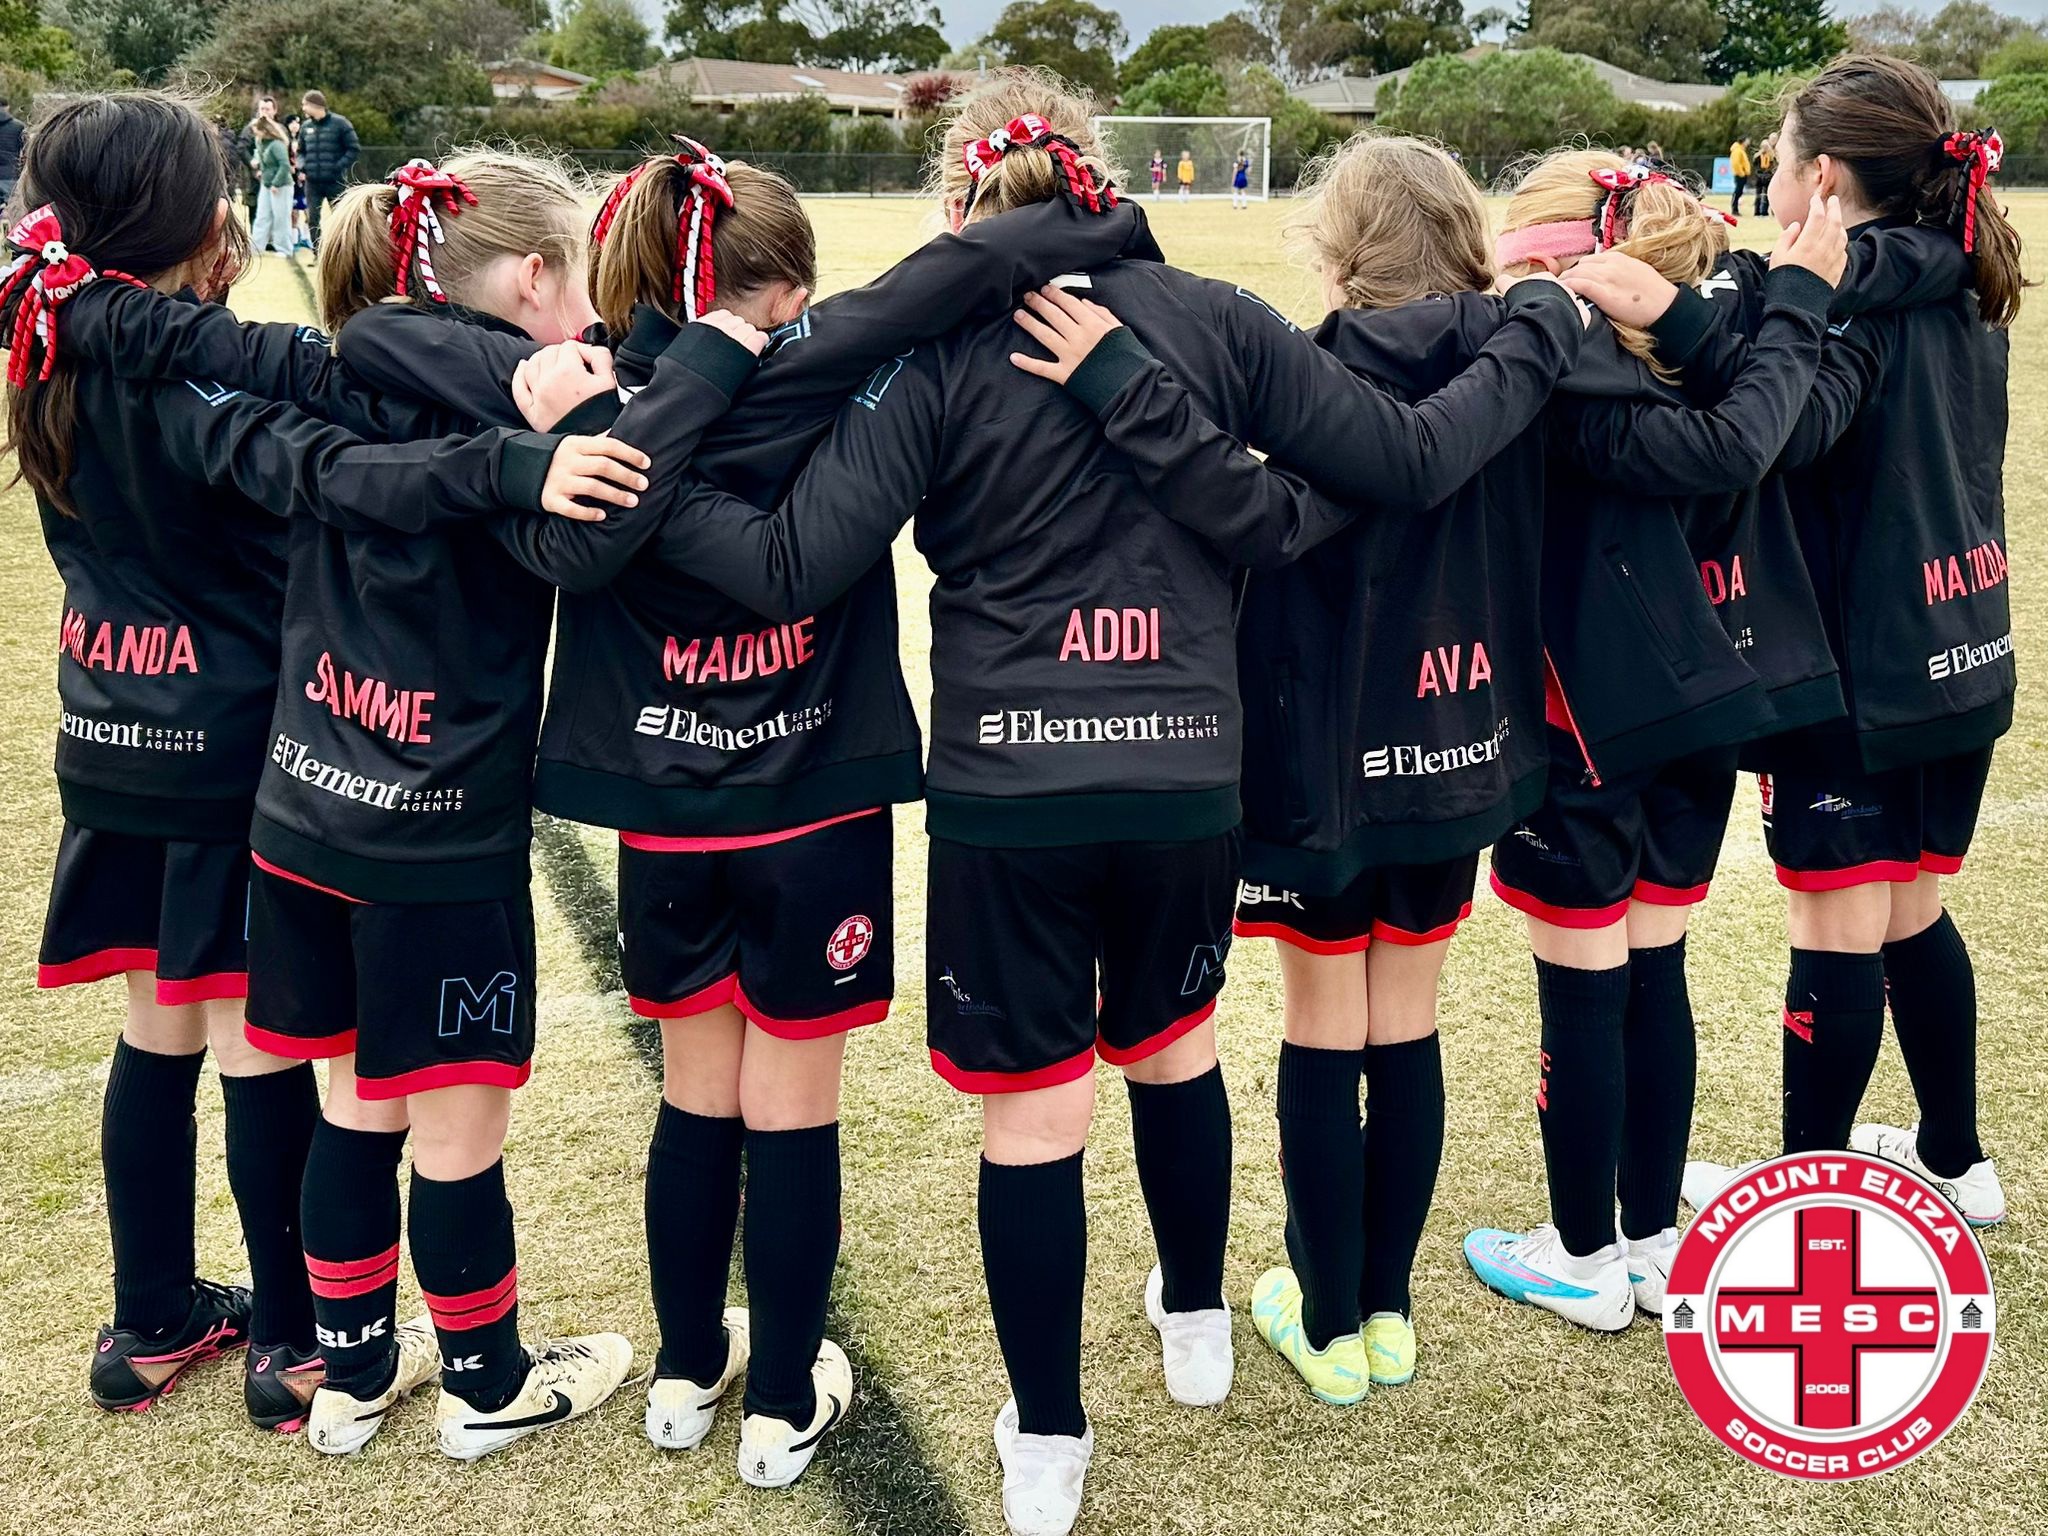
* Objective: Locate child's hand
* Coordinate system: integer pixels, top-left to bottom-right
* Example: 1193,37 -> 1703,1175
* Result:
1770,194 -> 1847,288
1559,251 -> 1678,326
693,309 -> 770,355
1009,285 -> 1124,385
513,341 -> 617,431
539,435 -> 649,521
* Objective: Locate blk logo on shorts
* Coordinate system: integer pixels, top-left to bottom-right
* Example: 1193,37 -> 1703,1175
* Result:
438,972 -> 519,1038
826,915 -> 874,972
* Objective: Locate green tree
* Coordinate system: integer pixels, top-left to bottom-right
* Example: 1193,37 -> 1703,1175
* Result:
1911,0 -> 2036,75
808,0 -> 948,70
1986,33 -> 2048,77
1723,66 -> 1807,139
1225,60 -> 1345,178
1120,23 -> 1212,90
980,0 -> 1125,98
1252,0 -> 1353,82
1205,11 -> 1271,65
1121,61 -> 1228,114
666,0 -> 743,56
0,0 -> 76,76
66,0 -> 215,83
1846,3 -> 1921,54
1513,0 -> 1723,83
1327,0 -> 1469,76
550,0 -> 656,75
1382,45 -> 1616,154
731,0 -> 816,62
1975,67 -> 2048,150
1706,0 -> 1845,82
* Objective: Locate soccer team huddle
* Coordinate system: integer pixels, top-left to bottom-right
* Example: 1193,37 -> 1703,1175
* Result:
18,50 -> 2018,1536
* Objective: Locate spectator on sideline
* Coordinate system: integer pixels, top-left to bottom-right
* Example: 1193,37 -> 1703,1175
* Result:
1728,134 -> 1752,214
234,94 -> 277,215
1645,139 -> 1664,166
1755,132 -> 1777,217
288,117 -> 314,253
0,94 -> 23,205
296,89 -> 359,251
248,115 -> 295,259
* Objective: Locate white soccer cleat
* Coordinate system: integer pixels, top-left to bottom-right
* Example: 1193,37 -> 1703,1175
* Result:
435,1332 -> 633,1461
646,1306 -> 750,1450
736,1338 -> 853,1489
1462,1225 -> 1635,1333
307,1315 -> 437,1456
1142,1265 -> 1233,1407
1624,1227 -> 1681,1317
1680,1158 -> 1761,1212
1852,1123 -> 2006,1227
994,1397 -> 1093,1536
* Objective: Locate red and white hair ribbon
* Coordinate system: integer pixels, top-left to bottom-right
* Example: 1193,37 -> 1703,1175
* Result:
1497,163 -> 1731,271
670,135 -> 734,320
387,159 -> 478,304
1941,129 -> 2003,253
962,113 -> 1115,215
0,204 -> 144,388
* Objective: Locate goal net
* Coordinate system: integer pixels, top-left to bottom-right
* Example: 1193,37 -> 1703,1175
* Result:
1092,117 -> 1271,201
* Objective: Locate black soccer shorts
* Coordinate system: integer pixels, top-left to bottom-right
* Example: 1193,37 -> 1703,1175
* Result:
925,830 -> 1241,1093
617,808 -> 893,1038
38,822 -> 251,1005
1760,746 -> 1993,891
1233,853 -> 1480,954
243,860 -> 536,1100
1490,727 -> 1739,929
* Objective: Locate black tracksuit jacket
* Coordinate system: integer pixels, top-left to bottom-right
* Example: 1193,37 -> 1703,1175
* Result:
1648,221 -> 2010,774
654,257 -> 1584,849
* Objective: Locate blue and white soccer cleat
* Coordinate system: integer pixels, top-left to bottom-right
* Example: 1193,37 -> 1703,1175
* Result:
1462,1224 -> 1635,1332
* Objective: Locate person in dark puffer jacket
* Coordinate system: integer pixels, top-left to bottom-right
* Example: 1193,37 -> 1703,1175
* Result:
295,90 -> 358,250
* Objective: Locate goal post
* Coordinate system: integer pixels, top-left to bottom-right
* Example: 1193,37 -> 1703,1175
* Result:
1092,116 -> 1272,201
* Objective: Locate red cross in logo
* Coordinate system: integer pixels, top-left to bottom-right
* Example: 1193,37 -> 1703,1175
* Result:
1712,1206 -> 1941,1431
825,914 -> 873,972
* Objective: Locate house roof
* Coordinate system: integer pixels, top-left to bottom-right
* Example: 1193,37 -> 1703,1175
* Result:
1292,47 -> 1722,117
638,58 -> 910,109
485,59 -> 597,86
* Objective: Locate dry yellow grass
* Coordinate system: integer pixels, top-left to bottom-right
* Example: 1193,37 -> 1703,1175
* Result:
0,198 -> 2045,1536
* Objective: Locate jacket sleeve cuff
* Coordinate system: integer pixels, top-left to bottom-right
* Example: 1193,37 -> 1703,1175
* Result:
1064,325 -> 1154,418
1761,263 -> 1833,318
497,431 -> 563,511
553,393 -> 621,436
1646,286 -> 1718,365
667,320 -> 757,398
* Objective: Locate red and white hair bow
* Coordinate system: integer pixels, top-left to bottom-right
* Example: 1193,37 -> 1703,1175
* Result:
1588,164 -> 1733,249
388,159 -> 478,304
1941,129 -> 2003,253
0,204 -> 144,388
590,136 -> 736,319
961,113 -> 1115,215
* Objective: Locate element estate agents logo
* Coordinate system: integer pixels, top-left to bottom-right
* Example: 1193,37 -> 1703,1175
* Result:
1664,1152 -> 1994,1480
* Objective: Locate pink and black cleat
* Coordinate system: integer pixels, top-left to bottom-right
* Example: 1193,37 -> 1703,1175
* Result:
245,1341 -> 326,1433
89,1279 -> 251,1414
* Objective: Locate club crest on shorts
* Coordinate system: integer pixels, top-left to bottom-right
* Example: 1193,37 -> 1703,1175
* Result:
826,914 -> 874,971
1664,1151 -> 1994,1480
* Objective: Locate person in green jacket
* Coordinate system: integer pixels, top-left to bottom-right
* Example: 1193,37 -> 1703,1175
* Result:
249,116 -> 295,259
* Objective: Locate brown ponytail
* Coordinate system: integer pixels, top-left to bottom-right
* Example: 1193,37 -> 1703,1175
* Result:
1788,54 -> 2028,328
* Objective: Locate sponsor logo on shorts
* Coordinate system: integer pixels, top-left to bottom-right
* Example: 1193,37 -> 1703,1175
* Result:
937,968 -> 1006,1020
974,708 -> 1221,746
1363,717 -> 1510,781
1759,774 -> 1775,820
60,712 -> 206,753
270,733 -> 465,813
633,701 -> 833,753
1236,881 -> 1303,910
826,914 -> 874,971
1926,630 -> 2013,681
437,971 -> 519,1038
1807,793 -> 1881,821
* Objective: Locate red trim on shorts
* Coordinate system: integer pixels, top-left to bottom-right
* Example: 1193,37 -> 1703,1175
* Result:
422,1269 -> 519,1331
351,1058 -> 533,1100
1096,997 -> 1218,1067
1772,858 -> 1921,892
1372,900 -> 1475,947
156,970 -> 249,1006
244,1021 -> 358,1060
1630,880 -> 1710,908
252,852 -> 366,904
1488,868 -> 1629,930
734,983 -> 889,1039
305,1244 -> 401,1299
1920,850 -> 1965,876
620,807 -> 880,854
628,973 -> 737,1020
929,1043 -> 1096,1095
36,946 -> 159,988
1232,917 -> 1370,955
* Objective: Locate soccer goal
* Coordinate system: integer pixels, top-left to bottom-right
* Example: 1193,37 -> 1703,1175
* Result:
1093,116 -> 1272,202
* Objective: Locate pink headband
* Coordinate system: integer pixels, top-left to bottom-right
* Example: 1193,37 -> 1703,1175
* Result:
1495,220 -> 1599,269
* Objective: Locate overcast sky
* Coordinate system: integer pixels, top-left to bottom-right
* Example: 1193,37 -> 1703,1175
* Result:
632,0 -> 2048,66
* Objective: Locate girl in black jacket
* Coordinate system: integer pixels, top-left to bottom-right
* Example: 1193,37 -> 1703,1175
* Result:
1674,55 -> 2022,1226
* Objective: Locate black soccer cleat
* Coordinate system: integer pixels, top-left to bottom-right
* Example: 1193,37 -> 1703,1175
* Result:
89,1279 -> 251,1414
245,1339 -> 326,1432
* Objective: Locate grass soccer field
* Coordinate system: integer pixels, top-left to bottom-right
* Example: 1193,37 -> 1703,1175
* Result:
1,194 -> 2045,1536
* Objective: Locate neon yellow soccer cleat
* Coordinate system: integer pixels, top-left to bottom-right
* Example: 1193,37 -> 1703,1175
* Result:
1250,1267 -> 1367,1407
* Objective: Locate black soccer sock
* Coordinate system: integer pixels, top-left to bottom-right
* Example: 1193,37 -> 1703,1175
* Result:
1884,914 -> 1984,1176
301,1120 -> 407,1397
979,1152 -> 1087,1438
1534,958 -> 1629,1257
1360,1033 -> 1445,1320
1274,1043 -> 1364,1348
410,1161 -> 525,1413
741,1122 -> 843,1427
1781,948 -> 1886,1154
1617,940 -> 1696,1241
102,1038 -> 205,1336
647,1102 -> 743,1383
1127,1064 -> 1231,1314
221,1064 -> 319,1347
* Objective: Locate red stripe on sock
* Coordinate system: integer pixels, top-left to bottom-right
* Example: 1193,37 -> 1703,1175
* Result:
1782,1007 -> 1814,1042
307,1259 -> 400,1299
305,1243 -> 401,1282
422,1267 -> 519,1330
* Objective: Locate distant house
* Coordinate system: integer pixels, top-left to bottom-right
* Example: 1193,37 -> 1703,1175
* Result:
486,59 -> 597,102
1940,78 -> 1989,106
1293,46 -> 1723,126
637,58 -> 910,118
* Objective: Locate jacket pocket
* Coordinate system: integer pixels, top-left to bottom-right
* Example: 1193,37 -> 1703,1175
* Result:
1605,544 -> 1695,681
1271,663 -> 1311,830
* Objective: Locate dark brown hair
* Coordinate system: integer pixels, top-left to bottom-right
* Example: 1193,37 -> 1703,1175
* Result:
3,91 -> 248,513
1787,54 -> 2026,327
